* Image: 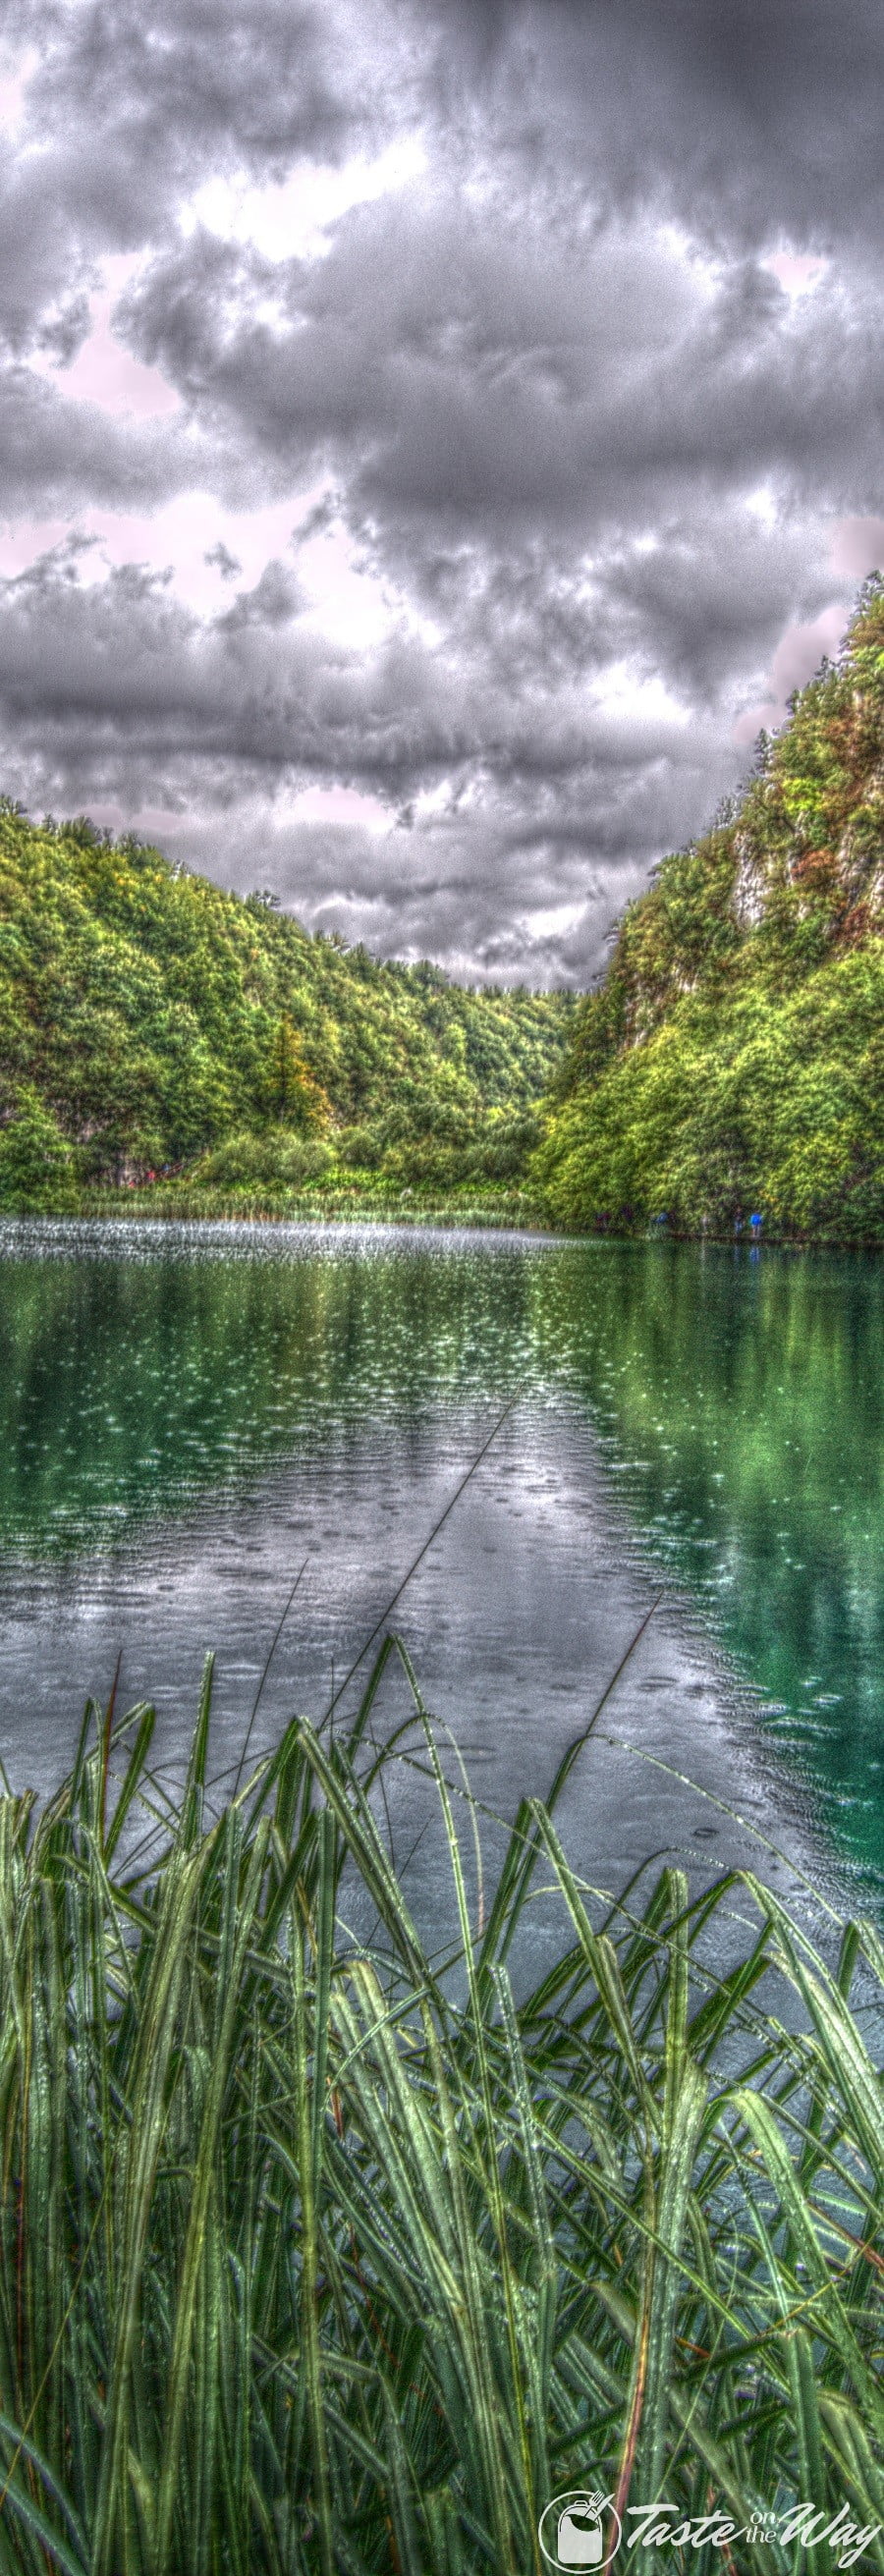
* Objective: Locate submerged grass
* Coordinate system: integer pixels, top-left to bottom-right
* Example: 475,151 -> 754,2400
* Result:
0,1643 -> 881,2574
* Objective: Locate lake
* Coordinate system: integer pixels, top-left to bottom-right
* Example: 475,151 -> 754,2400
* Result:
0,1220 -> 881,1921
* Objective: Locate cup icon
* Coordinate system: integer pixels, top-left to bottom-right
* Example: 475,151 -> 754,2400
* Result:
537,2485 -> 621,2570
557,2495 -> 604,2565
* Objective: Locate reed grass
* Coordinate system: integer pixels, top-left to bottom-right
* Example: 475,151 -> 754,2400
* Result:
78,1181 -> 548,1230
0,1643 -> 881,2573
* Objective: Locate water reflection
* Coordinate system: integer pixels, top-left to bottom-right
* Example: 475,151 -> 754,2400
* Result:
529,1243 -> 884,1883
0,1221 -> 880,1895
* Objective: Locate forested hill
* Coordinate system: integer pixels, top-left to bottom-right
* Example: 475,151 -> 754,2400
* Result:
536,578 -> 884,1243
0,803 -> 572,1210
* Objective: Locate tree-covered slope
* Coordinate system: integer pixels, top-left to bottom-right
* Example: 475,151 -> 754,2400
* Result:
536,579 -> 884,1241
0,803 -> 572,1209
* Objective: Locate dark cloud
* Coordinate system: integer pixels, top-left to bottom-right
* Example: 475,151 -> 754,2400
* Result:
119,199 -> 884,535
0,533 -> 741,978
0,365 -> 218,513
0,0 -> 881,977
429,0 -> 884,250
0,539 -> 680,789
7,1 -> 344,273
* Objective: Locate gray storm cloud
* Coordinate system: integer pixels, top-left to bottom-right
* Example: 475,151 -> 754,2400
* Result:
0,0 -> 881,979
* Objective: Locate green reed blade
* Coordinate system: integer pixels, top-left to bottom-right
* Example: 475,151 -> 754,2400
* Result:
0,1671 -> 877,2574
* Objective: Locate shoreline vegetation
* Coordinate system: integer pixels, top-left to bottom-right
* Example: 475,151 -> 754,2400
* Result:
1,584 -> 883,1244
65,1179 -> 550,1229
0,1646 -> 881,2573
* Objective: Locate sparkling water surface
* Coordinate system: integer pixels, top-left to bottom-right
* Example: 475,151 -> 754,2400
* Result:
0,1220 -> 880,1917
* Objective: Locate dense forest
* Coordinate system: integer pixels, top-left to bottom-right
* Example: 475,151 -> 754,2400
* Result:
0,804 -> 572,1215
3,579 -> 884,1234
536,577 -> 884,1242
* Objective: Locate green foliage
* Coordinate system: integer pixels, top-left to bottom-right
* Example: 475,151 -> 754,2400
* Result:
0,1086 -> 79,1213
0,1659 -> 881,2572
538,950 -> 884,1237
0,802 -> 571,1206
267,1014 -> 332,1130
191,1126 -> 337,1189
540,580 -> 884,1239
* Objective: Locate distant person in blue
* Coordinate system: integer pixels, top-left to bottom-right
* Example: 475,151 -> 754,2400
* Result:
749,1212 -> 762,1237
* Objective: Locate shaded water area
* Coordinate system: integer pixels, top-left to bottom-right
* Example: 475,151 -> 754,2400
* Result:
0,1220 -> 881,1918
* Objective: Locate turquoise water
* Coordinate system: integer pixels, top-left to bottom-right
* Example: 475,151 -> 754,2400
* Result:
0,1222 -> 880,1896
535,1243 -> 884,1889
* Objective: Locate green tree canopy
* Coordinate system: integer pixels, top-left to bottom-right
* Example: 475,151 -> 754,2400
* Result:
536,578 -> 884,1243
0,801 -> 572,1199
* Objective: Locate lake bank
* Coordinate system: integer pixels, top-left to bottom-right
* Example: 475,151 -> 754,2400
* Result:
11,1175 -> 884,1243
77,1175 -> 551,1229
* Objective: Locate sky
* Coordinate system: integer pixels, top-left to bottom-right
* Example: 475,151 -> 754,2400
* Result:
0,0 -> 882,985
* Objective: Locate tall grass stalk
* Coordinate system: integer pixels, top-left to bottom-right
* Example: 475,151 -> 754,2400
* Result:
0,1648 -> 881,2573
